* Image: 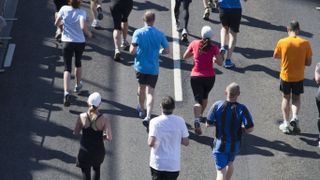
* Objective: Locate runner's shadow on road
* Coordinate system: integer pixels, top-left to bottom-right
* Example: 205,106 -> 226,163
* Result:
228,64 -> 317,87
234,47 -> 274,59
241,15 -> 313,38
299,133 -> 319,147
133,1 -> 169,11
240,133 -> 320,159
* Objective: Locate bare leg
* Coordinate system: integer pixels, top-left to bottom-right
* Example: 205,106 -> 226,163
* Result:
226,30 -> 237,60
145,86 -> 155,118
220,26 -> 229,48
113,29 -> 121,50
225,162 -> 234,180
201,99 -> 208,115
291,94 -> 301,119
63,71 -> 71,94
91,0 -> 98,20
138,85 -> 146,111
75,67 -> 82,86
281,94 -> 291,123
216,168 -> 226,180
194,103 -> 202,118
121,22 -> 128,42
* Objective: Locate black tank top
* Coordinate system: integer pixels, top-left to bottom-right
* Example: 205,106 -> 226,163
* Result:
80,114 -> 104,152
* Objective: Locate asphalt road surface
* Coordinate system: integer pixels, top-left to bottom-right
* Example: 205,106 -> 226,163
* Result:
0,0 -> 319,179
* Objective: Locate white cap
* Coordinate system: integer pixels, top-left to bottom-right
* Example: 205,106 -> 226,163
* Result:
201,25 -> 213,39
88,92 -> 101,107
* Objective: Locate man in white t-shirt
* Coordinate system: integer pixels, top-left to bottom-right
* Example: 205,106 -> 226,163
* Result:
148,96 -> 189,180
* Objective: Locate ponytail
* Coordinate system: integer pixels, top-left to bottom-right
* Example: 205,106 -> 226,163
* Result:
89,105 -> 98,113
198,38 -> 212,53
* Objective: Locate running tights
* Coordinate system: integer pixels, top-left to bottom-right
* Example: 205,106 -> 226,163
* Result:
81,166 -> 100,180
316,98 -> 320,133
174,0 -> 191,29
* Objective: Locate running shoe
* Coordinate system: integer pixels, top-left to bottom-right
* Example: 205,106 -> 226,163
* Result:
136,105 -> 146,119
142,116 -> 151,129
223,59 -> 235,68
290,118 -> 301,133
200,116 -> 207,123
73,81 -> 83,93
120,40 -> 130,50
91,19 -> 101,29
96,6 -> 103,20
55,28 -> 62,42
181,28 -> 188,42
279,122 -> 293,134
203,7 -> 210,20
194,120 -> 202,135
64,94 -> 71,107
114,49 -> 121,61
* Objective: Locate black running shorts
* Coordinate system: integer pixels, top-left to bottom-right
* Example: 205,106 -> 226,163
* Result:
136,72 -> 158,89
219,8 -> 242,33
62,42 -> 85,72
280,79 -> 304,95
110,0 -> 133,30
190,76 -> 215,104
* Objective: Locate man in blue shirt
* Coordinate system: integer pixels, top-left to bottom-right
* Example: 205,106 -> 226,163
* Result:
219,0 -> 247,68
207,82 -> 254,180
130,11 -> 170,129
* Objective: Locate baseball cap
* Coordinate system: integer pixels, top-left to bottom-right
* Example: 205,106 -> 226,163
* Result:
201,25 -> 213,39
88,92 -> 101,107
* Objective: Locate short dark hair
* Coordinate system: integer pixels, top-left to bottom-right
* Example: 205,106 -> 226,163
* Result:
161,96 -> 175,115
69,0 -> 81,8
288,20 -> 300,31
143,11 -> 155,24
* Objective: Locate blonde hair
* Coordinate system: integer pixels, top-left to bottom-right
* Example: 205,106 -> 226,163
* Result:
226,82 -> 240,98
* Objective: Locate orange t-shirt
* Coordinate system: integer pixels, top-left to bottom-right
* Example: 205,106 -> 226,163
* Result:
274,36 -> 312,82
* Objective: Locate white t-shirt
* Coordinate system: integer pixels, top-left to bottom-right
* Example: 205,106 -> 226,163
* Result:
149,114 -> 189,172
58,6 -> 86,43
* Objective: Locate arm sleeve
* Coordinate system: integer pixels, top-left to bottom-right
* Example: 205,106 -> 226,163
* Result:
241,105 -> 254,129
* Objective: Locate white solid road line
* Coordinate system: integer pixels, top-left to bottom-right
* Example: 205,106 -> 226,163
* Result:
171,0 -> 183,102
4,43 -> 15,67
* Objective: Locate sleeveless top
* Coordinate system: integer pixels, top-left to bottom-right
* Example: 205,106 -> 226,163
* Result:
80,113 -> 104,153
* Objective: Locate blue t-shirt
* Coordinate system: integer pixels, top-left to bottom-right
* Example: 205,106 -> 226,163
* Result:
131,26 -> 169,75
207,100 -> 254,153
219,0 -> 242,9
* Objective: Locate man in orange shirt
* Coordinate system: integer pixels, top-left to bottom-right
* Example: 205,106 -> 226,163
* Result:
273,20 -> 312,134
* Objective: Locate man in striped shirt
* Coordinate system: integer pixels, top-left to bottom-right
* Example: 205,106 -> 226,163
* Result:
207,82 -> 254,180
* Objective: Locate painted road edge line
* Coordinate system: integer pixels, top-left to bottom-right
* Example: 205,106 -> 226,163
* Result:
171,0 -> 183,102
4,43 -> 15,67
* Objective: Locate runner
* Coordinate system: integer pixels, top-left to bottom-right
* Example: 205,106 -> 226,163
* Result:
90,0 -> 103,29
129,11 -> 169,129
110,0 -> 133,61
53,0 -> 68,41
74,92 -> 112,180
182,25 -> 224,135
174,0 -> 192,42
206,82 -> 254,180
218,0 -> 247,68
273,20 -> 312,134
55,0 -> 92,106
314,63 -> 320,148
148,96 -> 189,180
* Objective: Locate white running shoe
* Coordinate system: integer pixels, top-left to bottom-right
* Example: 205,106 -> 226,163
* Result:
91,19 -> 100,28
290,118 -> 301,133
279,122 -> 293,134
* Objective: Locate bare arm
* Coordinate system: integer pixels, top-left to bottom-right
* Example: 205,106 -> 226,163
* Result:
130,44 -> 137,55
315,64 -> 320,84
73,116 -> 83,135
103,117 -> 112,141
181,137 -> 189,146
54,15 -> 62,27
213,53 -> 224,66
182,50 -> 193,60
305,57 -> 312,66
160,47 -> 170,55
242,126 -> 254,134
80,18 -> 92,38
148,136 -> 156,147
